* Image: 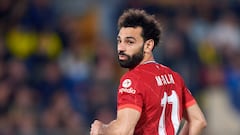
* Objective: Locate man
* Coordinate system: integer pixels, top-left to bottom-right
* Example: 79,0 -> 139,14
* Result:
90,9 -> 207,135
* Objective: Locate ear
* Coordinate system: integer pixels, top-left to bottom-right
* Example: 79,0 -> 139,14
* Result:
144,39 -> 154,53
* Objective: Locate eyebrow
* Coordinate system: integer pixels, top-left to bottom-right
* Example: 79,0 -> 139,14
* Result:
117,36 -> 136,41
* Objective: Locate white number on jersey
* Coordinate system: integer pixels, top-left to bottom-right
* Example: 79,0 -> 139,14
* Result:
158,90 -> 180,135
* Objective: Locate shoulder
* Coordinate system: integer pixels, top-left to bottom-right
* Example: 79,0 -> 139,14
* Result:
119,72 -> 140,92
120,68 -> 141,82
161,64 -> 184,79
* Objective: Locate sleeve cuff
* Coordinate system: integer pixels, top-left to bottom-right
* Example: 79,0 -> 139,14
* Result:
185,99 -> 196,108
118,104 -> 142,113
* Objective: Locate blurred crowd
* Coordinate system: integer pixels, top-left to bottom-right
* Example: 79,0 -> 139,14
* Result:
0,0 -> 240,135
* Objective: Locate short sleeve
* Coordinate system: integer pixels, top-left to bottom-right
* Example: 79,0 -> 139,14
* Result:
117,75 -> 144,113
174,71 -> 196,109
183,87 -> 196,109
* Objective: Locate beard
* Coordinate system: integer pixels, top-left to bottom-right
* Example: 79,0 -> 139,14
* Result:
118,46 -> 144,69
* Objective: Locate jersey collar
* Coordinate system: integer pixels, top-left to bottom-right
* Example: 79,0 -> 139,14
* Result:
142,60 -> 157,64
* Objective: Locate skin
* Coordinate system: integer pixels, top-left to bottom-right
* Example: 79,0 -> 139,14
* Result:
117,27 -> 154,66
90,27 -> 207,135
179,104 -> 207,135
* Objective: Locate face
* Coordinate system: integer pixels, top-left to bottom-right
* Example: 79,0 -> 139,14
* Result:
117,27 -> 145,69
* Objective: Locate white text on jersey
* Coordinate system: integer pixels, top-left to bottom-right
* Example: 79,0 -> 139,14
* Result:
155,74 -> 175,86
119,87 -> 136,94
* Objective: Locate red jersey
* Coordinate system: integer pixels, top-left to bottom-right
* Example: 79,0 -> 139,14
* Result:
117,61 -> 196,135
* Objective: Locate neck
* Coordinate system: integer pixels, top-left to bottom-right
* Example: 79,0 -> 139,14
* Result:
140,54 -> 155,65
127,53 -> 155,70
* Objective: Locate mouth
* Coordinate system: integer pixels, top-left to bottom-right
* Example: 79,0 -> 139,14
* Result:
118,54 -> 128,60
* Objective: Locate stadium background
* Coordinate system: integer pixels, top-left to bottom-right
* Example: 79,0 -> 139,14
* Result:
0,0 -> 239,134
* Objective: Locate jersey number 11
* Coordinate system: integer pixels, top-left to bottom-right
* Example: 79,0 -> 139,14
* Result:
158,90 -> 180,135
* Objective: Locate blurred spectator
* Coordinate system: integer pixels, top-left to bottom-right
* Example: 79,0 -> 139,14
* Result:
6,58 -> 29,87
208,11 -> 240,52
65,111 -> 88,135
58,40 -> 93,116
0,0 -> 28,33
94,106 -> 116,124
0,0 -> 239,134
92,37 -> 120,82
5,25 -> 38,60
34,61 -> 67,108
21,0 -> 57,31
38,30 -> 62,59
58,41 -> 92,84
24,30 -> 63,85
0,80 -> 12,116
40,90 -> 88,135
87,81 -> 117,124
52,0 -> 98,17
0,37 -> 9,60
9,85 -> 39,135
161,31 -> 201,95
41,107 -> 63,135
224,51 -> 240,113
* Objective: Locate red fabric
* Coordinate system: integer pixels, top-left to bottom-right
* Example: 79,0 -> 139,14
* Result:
117,62 -> 196,135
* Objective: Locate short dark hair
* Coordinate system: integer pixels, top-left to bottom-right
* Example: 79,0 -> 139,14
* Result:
118,9 -> 162,49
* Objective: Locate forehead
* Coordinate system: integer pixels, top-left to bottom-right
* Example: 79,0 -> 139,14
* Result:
118,27 -> 143,39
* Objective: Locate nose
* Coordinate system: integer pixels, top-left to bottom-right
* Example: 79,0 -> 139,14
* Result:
118,42 -> 126,52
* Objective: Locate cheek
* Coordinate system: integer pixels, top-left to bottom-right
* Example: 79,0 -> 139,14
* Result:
121,44 -> 143,56
126,48 -> 137,57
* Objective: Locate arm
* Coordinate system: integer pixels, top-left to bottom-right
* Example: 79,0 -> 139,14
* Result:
178,104 -> 207,135
90,108 -> 141,135
178,120 -> 189,135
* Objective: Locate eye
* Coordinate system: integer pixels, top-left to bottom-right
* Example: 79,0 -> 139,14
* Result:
126,40 -> 134,45
117,39 -> 121,44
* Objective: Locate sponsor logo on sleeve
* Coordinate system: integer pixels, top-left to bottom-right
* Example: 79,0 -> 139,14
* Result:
119,79 -> 136,94
122,79 -> 132,88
